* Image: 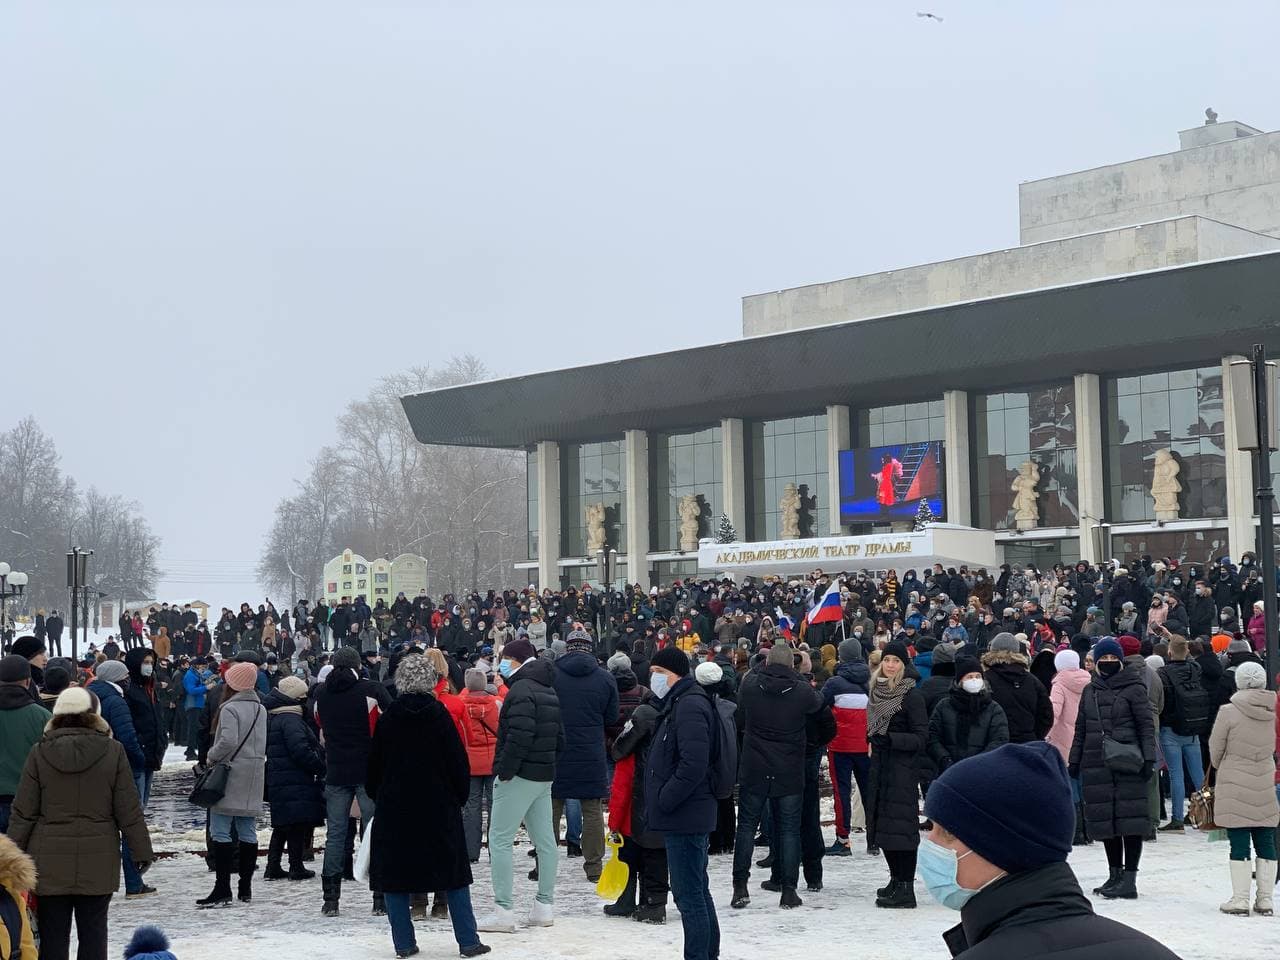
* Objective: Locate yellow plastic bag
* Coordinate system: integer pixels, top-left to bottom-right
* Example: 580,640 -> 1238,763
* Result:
595,833 -> 629,900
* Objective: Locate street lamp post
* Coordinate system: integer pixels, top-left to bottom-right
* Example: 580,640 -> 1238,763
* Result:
0,563 -> 29,652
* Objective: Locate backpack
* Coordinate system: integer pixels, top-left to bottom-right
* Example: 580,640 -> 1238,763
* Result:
1166,662 -> 1210,736
708,695 -> 739,801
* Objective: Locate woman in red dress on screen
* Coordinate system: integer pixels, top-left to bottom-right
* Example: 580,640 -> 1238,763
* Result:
871,452 -> 903,508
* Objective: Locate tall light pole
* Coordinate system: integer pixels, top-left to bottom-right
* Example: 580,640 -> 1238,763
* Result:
0,564 -> 28,650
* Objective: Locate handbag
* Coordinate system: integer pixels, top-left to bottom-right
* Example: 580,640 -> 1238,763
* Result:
189,704 -> 262,808
1089,688 -> 1145,776
1187,783 -> 1218,831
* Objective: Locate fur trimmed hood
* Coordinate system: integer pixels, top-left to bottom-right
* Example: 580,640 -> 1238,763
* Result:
980,648 -> 1030,669
46,711 -> 111,735
0,833 -> 36,893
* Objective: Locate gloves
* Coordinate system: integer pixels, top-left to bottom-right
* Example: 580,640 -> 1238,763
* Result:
1068,763 -> 1080,779
135,861 -> 151,875
870,733 -> 889,749
1141,760 -> 1154,782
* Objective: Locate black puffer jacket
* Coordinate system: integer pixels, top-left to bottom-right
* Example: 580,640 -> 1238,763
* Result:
866,683 -> 929,852
264,689 -> 325,828
981,650 -> 1052,743
737,663 -> 823,797
494,657 -> 563,783
123,648 -> 167,771
311,667 -> 391,786
1068,664 -> 1156,840
927,684 -> 1010,771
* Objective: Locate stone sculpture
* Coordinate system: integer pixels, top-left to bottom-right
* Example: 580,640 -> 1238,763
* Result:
1011,460 -> 1041,531
779,482 -> 802,539
1152,448 -> 1182,520
586,502 -> 607,553
678,494 -> 702,551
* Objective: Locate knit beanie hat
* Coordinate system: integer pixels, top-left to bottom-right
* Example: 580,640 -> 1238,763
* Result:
502,637 -> 536,664
395,654 -> 437,695
0,655 -> 30,684
225,661 -> 258,691
52,686 -> 99,716
606,651 -> 632,675
953,656 -> 982,680
42,665 -> 72,696
124,925 -> 177,960
277,676 -> 308,700
882,641 -> 911,666
464,668 -> 487,692
95,660 -> 129,686
1054,649 -> 1081,672
989,632 -> 1019,653
924,741 -> 1074,874
1118,634 -> 1141,657
837,639 -> 863,664
650,646 -> 690,678
1227,637 -> 1252,655
1145,655 -> 1165,671
695,661 -> 725,686
1092,638 -> 1124,661
565,627 -> 594,654
767,644 -> 794,667
1235,661 -> 1267,690
331,647 -> 361,672
932,642 -> 957,666
10,636 -> 45,661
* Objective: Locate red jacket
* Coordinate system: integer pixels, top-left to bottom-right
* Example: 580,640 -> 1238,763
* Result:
435,678 -> 466,740
459,689 -> 502,777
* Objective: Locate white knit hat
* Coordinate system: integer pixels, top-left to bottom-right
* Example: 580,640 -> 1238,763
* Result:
1235,661 -> 1267,690
695,661 -> 725,686
52,686 -> 98,716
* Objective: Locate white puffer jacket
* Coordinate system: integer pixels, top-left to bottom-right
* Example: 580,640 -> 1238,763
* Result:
1208,687 -> 1279,829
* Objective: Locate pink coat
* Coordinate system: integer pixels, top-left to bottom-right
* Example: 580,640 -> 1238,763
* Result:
1046,667 -> 1091,763
1248,612 -> 1267,654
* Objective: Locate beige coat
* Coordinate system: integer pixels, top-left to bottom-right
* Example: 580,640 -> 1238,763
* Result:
1208,687 -> 1280,829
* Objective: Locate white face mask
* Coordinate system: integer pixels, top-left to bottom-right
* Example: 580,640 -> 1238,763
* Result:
141,663 -> 154,678
650,672 -> 671,699
961,677 -> 984,694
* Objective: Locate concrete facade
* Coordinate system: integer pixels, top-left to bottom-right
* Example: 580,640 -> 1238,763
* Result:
942,390 -> 971,527
1222,355 -> 1259,561
825,404 -> 850,533
1073,373 -> 1106,563
535,440 -> 561,589
624,429 -> 649,585
721,418 -> 747,537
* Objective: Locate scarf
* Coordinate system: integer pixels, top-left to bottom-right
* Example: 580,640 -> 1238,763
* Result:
868,675 -> 912,738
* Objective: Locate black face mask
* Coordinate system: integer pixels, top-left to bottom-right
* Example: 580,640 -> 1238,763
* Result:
1097,660 -> 1122,678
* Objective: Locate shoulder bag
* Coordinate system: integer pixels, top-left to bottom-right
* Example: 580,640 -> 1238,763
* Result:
1089,687 -> 1145,776
189,703 -> 262,808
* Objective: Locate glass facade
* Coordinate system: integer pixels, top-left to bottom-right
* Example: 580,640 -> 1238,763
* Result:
974,385 -> 1078,529
650,427 -> 723,551
858,400 -> 945,446
561,439 -> 627,557
1105,367 -> 1226,522
1110,528 -> 1228,567
526,448 -> 539,560
747,414 -> 829,540
1001,539 -> 1081,574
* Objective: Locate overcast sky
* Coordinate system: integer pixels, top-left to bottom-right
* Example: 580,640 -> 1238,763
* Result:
2,2 -> 1276,608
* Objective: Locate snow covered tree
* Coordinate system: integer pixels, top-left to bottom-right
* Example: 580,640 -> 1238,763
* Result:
913,499 -> 935,531
715,512 -> 738,544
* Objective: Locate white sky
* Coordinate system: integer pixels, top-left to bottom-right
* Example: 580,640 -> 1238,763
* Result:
2,1 -> 1276,608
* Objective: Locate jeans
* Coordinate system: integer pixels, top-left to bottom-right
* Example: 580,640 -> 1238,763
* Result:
665,833 -> 719,960
563,797 -> 582,845
799,752 -> 824,886
463,775 -> 494,862
488,776 -> 557,909
733,788 -> 801,889
828,751 -> 869,840
323,784 -> 374,879
385,887 -> 480,953
185,708 -> 203,757
122,770 -> 153,893
1160,730 -> 1204,822
210,813 -> 257,844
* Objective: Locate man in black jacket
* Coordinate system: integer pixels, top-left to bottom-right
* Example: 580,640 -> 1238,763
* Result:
731,643 -> 822,910
479,637 -> 563,934
1185,581 -> 1216,639
980,634 -> 1052,744
923,741 -> 1182,959
312,645 -> 391,916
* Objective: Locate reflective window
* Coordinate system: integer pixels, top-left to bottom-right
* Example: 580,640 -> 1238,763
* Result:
526,448 -> 539,560
650,427 -> 723,551
1105,366 -> 1225,521
1110,528 -> 1228,567
1001,539 -> 1081,574
974,385 -> 1077,529
858,400 -> 945,446
561,440 -> 627,556
747,415 -> 829,540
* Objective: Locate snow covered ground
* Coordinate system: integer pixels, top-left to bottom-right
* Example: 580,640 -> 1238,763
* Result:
94,750 -> 1271,960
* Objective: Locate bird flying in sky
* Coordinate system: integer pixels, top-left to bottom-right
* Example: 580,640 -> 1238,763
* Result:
917,11 -> 943,21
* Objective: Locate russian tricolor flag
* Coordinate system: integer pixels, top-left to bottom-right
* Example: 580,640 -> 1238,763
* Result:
806,580 -> 844,626
775,607 -> 795,642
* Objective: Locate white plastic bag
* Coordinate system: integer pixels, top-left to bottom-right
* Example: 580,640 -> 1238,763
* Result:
353,816 -> 375,883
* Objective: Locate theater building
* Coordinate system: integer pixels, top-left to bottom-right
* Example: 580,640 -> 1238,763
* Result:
402,117 -> 1280,586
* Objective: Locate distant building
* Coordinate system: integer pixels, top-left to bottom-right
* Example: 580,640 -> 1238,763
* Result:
322,549 -> 428,605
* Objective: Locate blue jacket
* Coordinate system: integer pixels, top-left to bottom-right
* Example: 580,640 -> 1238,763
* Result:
183,667 -> 209,710
913,650 -> 934,684
88,678 -> 146,773
551,651 -> 618,799
644,676 -> 717,834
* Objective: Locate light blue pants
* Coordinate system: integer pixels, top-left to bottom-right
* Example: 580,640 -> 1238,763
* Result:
488,776 -> 557,908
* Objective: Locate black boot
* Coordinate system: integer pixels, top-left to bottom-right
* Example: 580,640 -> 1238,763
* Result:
1102,870 -> 1138,900
238,841 -> 258,902
780,887 -> 803,909
1093,866 -> 1123,896
286,827 -> 315,880
875,880 -> 917,909
264,831 -> 288,880
633,902 -> 666,924
197,842 -> 235,908
756,853 -> 774,869
322,875 -> 341,916
430,892 -> 448,919
603,871 -> 637,917
730,881 -> 750,909
372,892 -> 387,916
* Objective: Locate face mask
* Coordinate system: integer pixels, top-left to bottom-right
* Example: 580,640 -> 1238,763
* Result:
498,660 -> 515,679
919,837 -> 990,910
961,677 -> 984,694
1097,659 -> 1122,677
141,664 -> 153,678
650,672 -> 671,699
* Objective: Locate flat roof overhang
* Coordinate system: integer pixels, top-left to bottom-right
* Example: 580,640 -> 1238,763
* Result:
400,251 -> 1280,449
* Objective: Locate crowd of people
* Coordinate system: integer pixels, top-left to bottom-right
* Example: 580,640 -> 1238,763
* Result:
0,551 -> 1276,959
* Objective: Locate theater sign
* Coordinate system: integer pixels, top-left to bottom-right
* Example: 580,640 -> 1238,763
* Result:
696,524 -> 1002,577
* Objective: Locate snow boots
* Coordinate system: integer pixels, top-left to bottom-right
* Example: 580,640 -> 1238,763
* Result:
1093,866 -> 1122,896
237,841 -> 257,903
1222,859 -> 1253,915
197,842 -> 235,908
730,881 -> 750,909
1254,859 -> 1276,916
603,872 -> 637,918
264,831 -> 288,881
322,875 -> 341,916
1102,870 -> 1138,900
875,880 -> 916,909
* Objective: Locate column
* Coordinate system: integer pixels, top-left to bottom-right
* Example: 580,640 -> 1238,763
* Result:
536,440 -> 561,590
721,418 -> 747,539
1074,373 -> 1106,563
943,390 -> 972,526
1222,355 -> 1257,559
826,404 -> 850,533
624,429 -> 650,585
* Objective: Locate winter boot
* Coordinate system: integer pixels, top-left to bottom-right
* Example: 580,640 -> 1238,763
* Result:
603,872 -> 637,917
1102,870 -> 1138,900
372,892 -> 387,916
321,875 -> 341,916
730,881 -> 750,909
526,901 -> 554,927
459,946 -> 492,958
866,840 -> 881,856
237,841 -> 258,902
779,887 -> 803,909
410,893 -> 429,921
756,852 -> 774,869
430,892 -> 448,920
875,880 -> 917,909
286,827 -> 315,880
264,831 -> 288,881
197,842 -> 235,908
476,906 -> 517,934
1072,804 -> 1090,846
876,875 -> 894,898
826,839 -> 851,857
1221,859 -> 1253,915
633,902 -> 666,924
1254,859 -> 1276,916
759,879 -> 781,893
566,841 -> 583,858
1092,866 -> 1122,896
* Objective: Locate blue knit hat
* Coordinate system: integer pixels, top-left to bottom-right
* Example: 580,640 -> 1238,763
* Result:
923,741 -> 1073,874
1092,637 -> 1123,662
124,926 -> 176,960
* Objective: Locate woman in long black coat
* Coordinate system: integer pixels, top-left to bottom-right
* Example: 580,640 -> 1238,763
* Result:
865,641 -> 928,910
366,654 -> 489,959
263,677 -> 325,880
1068,639 -> 1156,902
